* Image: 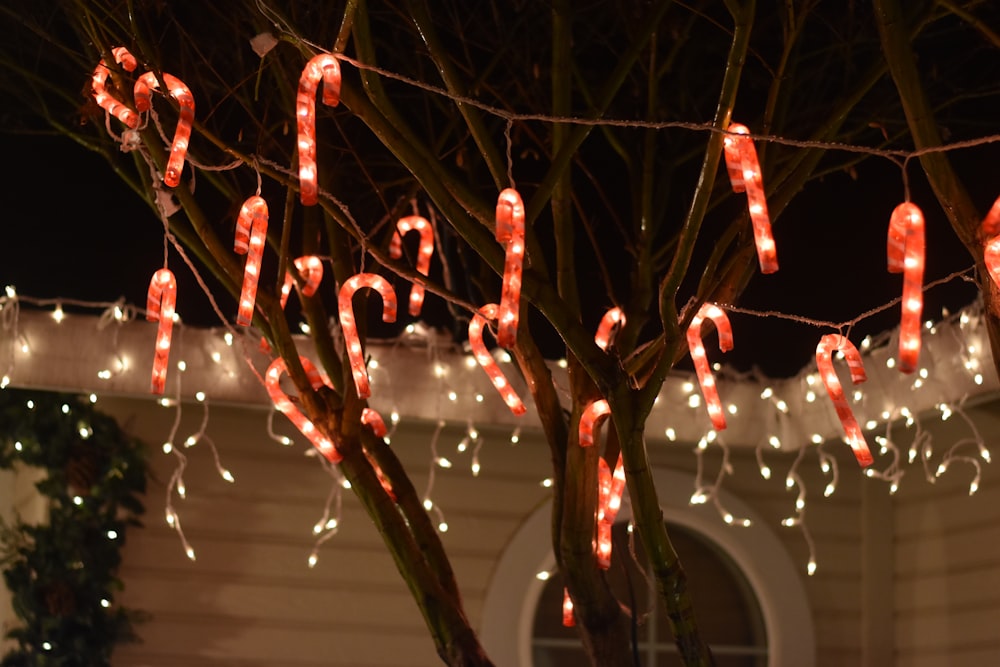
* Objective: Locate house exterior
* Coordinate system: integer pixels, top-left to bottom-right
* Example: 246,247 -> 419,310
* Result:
2,309 -> 999,666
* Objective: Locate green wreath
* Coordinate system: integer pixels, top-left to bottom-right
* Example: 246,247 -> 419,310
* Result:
0,389 -> 147,667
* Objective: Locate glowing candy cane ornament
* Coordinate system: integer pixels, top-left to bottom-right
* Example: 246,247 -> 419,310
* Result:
133,72 -> 194,188
579,399 -> 622,568
265,356 -> 341,463
389,215 -> 434,316
359,408 -> 396,499
594,307 -> 625,351
233,196 -> 269,326
563,588 -> 575,627
146,268 -> 177,395
297,54 -> 341,206
981,195 -> 1000,291
339,274 -> 397,399
280,255 -> 324,309
723,123 -> 778,274
495,189 -> 525,348
468,304 -> 527,416
816,334 -> 873,467
686,303 -> 733,431
91,46 -> 139,129
886,202 -> 925,373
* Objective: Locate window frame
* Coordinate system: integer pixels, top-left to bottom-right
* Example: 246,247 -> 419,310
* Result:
480,467 -> 816,667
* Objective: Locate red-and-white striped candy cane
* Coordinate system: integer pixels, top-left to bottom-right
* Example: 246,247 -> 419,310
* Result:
594,307 -> 625,351
816,334 -> 873,467
723,123 -> 778,274
297,54 -> 341,206
981,194 -> 1000,290
886,202 -> 925,373
579,399 -> 620,568
233,196 -> 269,326
265,356 -> 341,463
133,72 -> 194,188
146,268 -> 177,395
91,46 -> 139,129
338,273 -> 397,399
468,303 -> 527,416
389,215 -> 434,316
686,302 -> 733,431
495,189 -> 525,348
562,588 -> 575,627
280,255 -> 324,309
360,408 -> 396,500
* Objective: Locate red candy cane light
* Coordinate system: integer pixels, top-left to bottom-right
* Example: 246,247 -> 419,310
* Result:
146,268 -> 177,395
91,46 -> 139,129
723,123 -> 778,274
686,302 -> 733,431
816,334 -> 873,467
468,303 -> 527,416
578,399 -> 623,569
280,255 -> 324,309
360,407 -> 396,500
265,356 -> 340,462
981,194 -> 1000,291
297,54 -> 341,206
594,307 -> 625,351
233,196 -> 269,326
495,189 -> 525,348
389,215 -> 434,316
886,202 -> 925,373
339,273 -> 397,399
133,72 -> 194,188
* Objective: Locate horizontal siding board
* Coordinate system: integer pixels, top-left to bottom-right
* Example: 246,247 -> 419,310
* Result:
895,607 -> 1000,651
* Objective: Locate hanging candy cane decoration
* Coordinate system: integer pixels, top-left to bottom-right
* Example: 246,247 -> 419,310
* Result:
578,399 -> 623,569
339,273 -> 397,399
981,195 -> 1000,291
723,123 -> 778,274
133,72 -> 195,188
91,46 -> 139,129
389,215 -> 434,316
359,408 -> 396,500
686,303 -> 733,431
265,356 -> 341,463
495,189 -> 525,348
816,334 -> 873,467
886,202 -> 925,373
594,307 -> 625,351
297,54 -> 341,206
146,268 -> 177,395
579,399 -> 611,448
562,588 -> 575,627
280,255 -> 324,309
233,196 -> 269,326
468,304 -> 527,416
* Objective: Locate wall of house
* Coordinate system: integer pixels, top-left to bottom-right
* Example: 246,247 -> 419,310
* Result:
892,400 -> 1000,666
88,393 -> 999,666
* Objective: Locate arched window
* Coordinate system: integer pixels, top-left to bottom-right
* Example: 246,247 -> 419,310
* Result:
531,522 -> 767,666
480,467 -> 815,667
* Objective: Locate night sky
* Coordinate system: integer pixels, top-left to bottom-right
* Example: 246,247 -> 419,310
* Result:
1,117 -> 987,379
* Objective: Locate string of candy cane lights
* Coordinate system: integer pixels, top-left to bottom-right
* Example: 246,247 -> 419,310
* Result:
495,189 -> 525,348
468,303 -> 527,416
90,46 -> 139,129
265,356 -> 340,462
389,215 -> 434,316
280,255 -> 324,309
686,302 -> 734,431
886,202 -> 925,373
578,398 -> 624,569
815,334 -> 873,467
594,307 -> 625,351
723,123 -> 778,273
133,72 -> 194,188
296,54 -> 341,206
338,273 -> 397,399
233,195 -> 269,326
981,194 -> 1000,290
146,268 -> 177,395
